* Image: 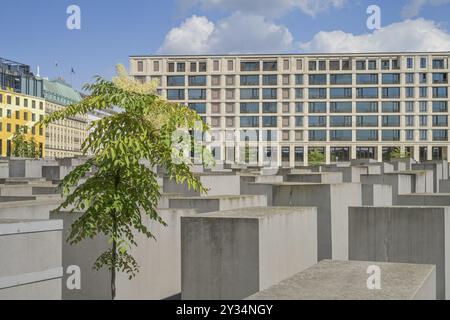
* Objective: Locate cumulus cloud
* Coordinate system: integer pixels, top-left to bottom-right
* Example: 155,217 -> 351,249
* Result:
401,0 -> 450,18
158,13 -> 294,54
299,18 -> 450,53
177,0 -> 346,17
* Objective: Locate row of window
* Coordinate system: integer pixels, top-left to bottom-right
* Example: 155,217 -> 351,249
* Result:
0,123 -> 44,135
230,129 -> 448,142
167,87 -> 449,100
234,116 -> 449,128
0,108 -> 42,121
164,73 -> 448,87
138,57 -> 448,73
188,101 -> 449,115
0,94 -> 44,110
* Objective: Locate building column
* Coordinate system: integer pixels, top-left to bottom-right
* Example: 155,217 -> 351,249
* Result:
377,145 -> 383,162
325,145 -> 331,165
427,145 -> 433,161
351,145 -> 357,160
413,145 -> 420,162
304,145 -> 309,167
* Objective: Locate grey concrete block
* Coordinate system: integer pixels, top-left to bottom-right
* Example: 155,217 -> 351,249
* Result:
52,209 -> 197,300
0,219 -> 63,300
349,206 -> 450,300
362,184 -> 393,206
285,172 -> 343,184
246,260 -> 436,300
272,183 -> 361,260
181,207 -> 318,300
0,200 -> 61,220
168,195 -> 267,213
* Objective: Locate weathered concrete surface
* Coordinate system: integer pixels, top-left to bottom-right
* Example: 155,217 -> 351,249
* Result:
396,193 -> 450,206
42,166 -> 72,181
9,160 -> 58,179
181,207 -> 318,300
440,180 -> 450,193
162,175 -> 241,197
0,199 -> 61,220
360,173 -> 413,204
52,209 -> 196,300
168,195 -> 267,213
349,206 -> 450,300
412,162 -> 448,193
270,183 -> 361,260
0,161 -> 8,179
397,170 -> 434,194
0,219 -> 63,300
361,184 -> 393,206
246,260 -> 436,300
285,172 -> 343,184
321,166 -> 368,183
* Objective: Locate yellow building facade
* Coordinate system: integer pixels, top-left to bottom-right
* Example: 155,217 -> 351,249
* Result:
0,88 -> 46,157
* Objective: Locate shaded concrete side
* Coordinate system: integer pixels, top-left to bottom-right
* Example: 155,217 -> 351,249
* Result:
349,206 -> 448,300
181,217 -> 260,300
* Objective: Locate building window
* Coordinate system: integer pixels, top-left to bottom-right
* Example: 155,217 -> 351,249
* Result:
262,116 -> 277,127
188,75 -> 206,86
176,62 -> 186,72
263,61 -> 277,71
309,102 -> 326,113
330,74 -> 352,85
296,59 -> 303,70
227,60 -> 234,71
153,61 -> 160,72
330,130 -> 352,141
15,111 -> 20,119
240,89 -> 259,100
295,75 -> 303,85
329,60 -> 340,70
241,61 -> 259,72
357,116 -> 378,127
137,61 -> 144,72
356,74 -> 378,85
356,60 -> 366,70
405,130 -> 414,141
283,59 -> 290,70
226,76 -> 235,86
309,116 -> 327,127
420,57 -> 427,68
405,73 -> 414,84
240,103 -> 259,113
240,116 -> 259,127
419,130 -> 428,141
199,62 -> 207,72
167,76 -> 185,86
213,60 -> 220,71
211,75 -> 221,86
406,57 -> 414,69
330,102 -> 352,113
309,88 -> 327,99
240,75 -> 259,86
309,130 -> 327,141
167,89 -> 185,100
356,87 -> 378,99
309,74 -> 327,85
262,88 -> 277,100
188,103 -> 206,114
382,73 -> 400,84
263,75 -> 278,86
262,102 -> 277,113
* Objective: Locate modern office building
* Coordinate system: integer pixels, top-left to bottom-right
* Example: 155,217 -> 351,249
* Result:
129,52 -> 450,166
43,78 -> 89,159
0,58 -> 45,158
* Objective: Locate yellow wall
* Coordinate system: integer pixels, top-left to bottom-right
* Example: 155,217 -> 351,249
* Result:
0,88 -> 46,157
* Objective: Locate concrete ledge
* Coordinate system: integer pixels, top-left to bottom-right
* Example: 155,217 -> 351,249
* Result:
246,260 -> 436,300
0,219 -> 63,235
0,267 -> 63,290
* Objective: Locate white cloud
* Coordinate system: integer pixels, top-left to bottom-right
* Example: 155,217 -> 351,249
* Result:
177,0 -> 345,17
299,18 -> 450,53
402,0 -> 450,18
158,13 -> 294,54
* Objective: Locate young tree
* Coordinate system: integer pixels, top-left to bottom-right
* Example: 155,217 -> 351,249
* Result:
389,147 -> 411,160
309,150 -> 326,166
11,126 -> 39,159
42,65 -> 211,299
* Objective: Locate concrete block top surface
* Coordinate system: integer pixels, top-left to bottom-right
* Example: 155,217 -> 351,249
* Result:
167,195 -> 264,200
247,260 -> 435,300
183,206 -> 316,219
0,219 -> 63,235
0,199 -> 61,209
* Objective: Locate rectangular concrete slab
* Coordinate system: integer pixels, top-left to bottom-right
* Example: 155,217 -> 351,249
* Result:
181,207 -> 318,300
349,206 -> 450,300
246,260 -> 436,300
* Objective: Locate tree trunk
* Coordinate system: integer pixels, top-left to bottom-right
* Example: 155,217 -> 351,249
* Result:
111,235 -> 117,300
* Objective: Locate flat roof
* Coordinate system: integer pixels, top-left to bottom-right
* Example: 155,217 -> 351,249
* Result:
130,51 -> 450,58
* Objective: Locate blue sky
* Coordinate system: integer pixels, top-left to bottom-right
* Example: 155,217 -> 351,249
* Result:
1,0 -> 449,91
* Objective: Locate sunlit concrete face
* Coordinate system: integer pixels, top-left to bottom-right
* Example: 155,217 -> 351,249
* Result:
130,52 -> 450,166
